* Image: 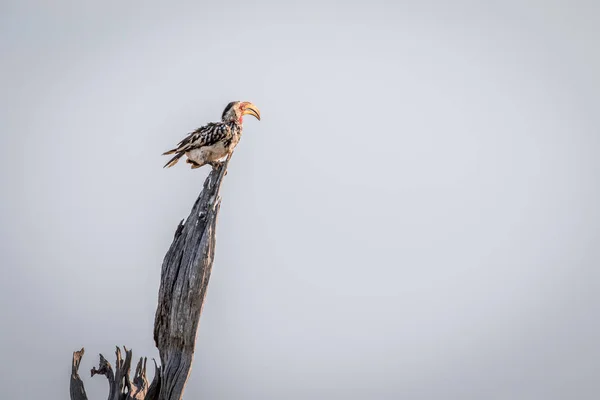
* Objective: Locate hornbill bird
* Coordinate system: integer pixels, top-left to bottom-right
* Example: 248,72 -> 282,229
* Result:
162,101 -> 261,169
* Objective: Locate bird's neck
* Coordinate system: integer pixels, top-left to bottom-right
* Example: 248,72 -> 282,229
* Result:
225,118 -> 243,127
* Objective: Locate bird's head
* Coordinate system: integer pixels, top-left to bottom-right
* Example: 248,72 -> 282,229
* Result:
221,101 -> 261,124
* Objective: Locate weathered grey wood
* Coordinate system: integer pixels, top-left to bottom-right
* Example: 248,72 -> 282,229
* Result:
69,159 -> 230,400
145,360 -> 161,400
128,356 -> 149,399
154,160 -> 230,400
86,347 -> 152,400
70,348 -> 88,400
90,353 -> 116,400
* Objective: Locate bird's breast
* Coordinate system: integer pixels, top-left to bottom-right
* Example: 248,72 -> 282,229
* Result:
187,142 -> 228,164
228,131 -> 241,150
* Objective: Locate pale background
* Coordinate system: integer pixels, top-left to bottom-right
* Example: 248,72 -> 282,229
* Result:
1,1 -> 599,399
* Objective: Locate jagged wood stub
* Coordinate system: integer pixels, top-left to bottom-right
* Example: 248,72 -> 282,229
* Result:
70,346 -> 158,400
69,159 -> 230,400
145,359 -> 161,400
153,159 -> 230,400
70,348 -> 88,400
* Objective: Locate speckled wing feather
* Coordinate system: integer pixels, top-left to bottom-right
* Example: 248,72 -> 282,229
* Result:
162,122 -> 231,168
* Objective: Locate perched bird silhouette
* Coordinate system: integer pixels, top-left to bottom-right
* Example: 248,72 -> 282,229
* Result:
163,101 -> 261,169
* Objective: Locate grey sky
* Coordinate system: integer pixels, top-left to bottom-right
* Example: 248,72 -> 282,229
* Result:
1,0 -> 599,399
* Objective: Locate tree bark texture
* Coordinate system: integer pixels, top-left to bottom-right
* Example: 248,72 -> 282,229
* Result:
153,160 -> 229,400
70,160 -> 230,400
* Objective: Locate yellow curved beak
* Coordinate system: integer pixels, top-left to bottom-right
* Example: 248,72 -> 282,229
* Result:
242,102 -> 261,121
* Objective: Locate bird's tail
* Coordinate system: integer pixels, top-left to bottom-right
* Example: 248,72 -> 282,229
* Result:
163,150 -> 184,168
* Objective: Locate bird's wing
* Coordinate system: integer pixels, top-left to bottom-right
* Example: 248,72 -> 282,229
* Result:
164,122 -> 230,155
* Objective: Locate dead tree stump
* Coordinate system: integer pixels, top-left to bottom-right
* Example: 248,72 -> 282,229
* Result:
70,160 -> 230,400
